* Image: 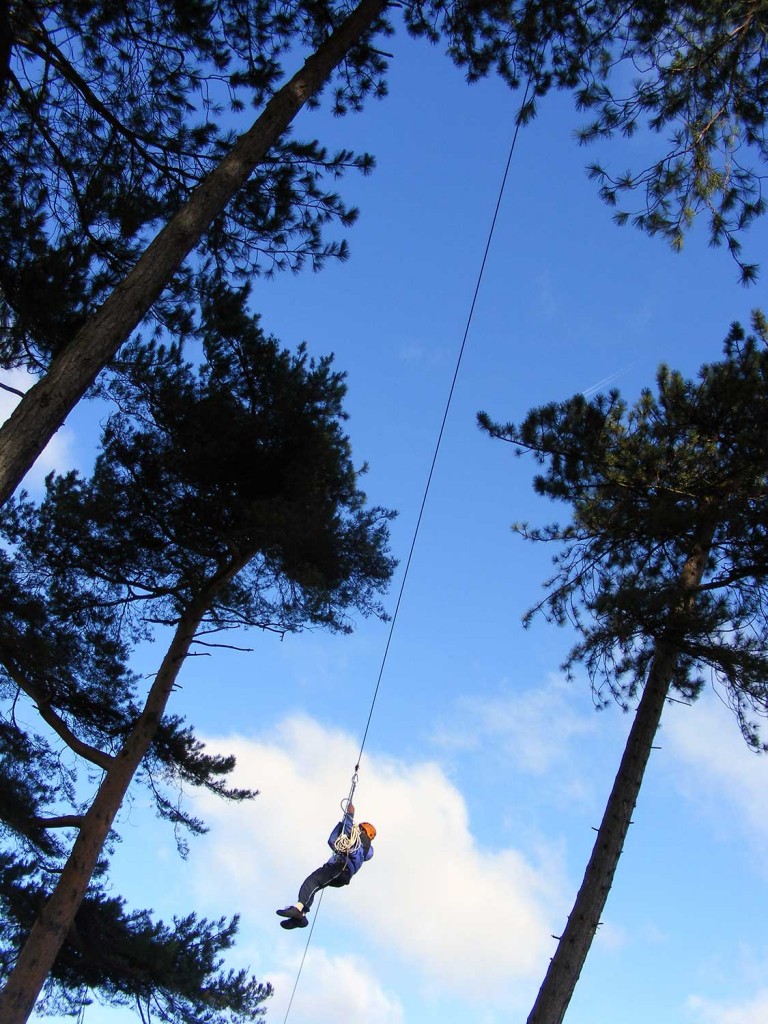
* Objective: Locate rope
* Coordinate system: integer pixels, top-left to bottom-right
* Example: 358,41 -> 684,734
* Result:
281,79 -> 533,1024
332,823 -> 362,855
281,888 -> 326,1024
352,78 -> 532,774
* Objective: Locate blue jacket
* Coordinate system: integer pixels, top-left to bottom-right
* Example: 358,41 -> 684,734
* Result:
326,811 -> 374,876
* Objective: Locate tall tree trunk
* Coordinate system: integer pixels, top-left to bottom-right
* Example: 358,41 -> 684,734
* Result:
0,0 -> 388,508
0,554 -> 245,1021
526,528 -> 714,1024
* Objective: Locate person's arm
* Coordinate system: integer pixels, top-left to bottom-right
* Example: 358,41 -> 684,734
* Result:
327,822 -> 341,849
340,802 -> 355,836
327,803 -> 355,849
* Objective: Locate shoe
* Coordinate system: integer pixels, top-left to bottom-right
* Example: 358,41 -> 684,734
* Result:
276,906 -> 302,920
280,915 -> 309,930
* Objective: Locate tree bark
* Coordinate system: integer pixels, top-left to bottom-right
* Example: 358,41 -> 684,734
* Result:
0,555 -> 246,1021
526,529 -> 714,1024
0,0 -> 389,508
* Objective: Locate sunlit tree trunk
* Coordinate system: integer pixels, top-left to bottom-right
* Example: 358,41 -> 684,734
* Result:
0,0 -> 388,508
0,551 -> 244,1024
527,526 -> 714,1024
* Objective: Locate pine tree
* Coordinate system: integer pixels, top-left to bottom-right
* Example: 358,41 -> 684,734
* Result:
0,858 -> 274,1024
0,0 -> 392,505
479,313 -> 768,1024
0,286 -> 395,1022
2,0 -> 388,371
2,1 -> 768,504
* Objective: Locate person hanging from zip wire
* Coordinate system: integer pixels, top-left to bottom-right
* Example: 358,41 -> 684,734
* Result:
276,802 -> 376,929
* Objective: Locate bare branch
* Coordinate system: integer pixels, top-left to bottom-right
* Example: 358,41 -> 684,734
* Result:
190,639 -> 254,652
32,815 -> 84,830
0,380 -> 26,399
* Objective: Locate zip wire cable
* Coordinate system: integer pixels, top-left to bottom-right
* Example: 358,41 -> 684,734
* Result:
353,79 -> 533,775
282,81 -> 532,1024
281,888 -> 326,1023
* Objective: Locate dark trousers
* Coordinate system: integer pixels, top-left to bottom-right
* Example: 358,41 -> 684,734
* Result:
298,860 -> 351,911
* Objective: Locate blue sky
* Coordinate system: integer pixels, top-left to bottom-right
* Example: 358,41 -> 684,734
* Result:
4,15 -> 768,1024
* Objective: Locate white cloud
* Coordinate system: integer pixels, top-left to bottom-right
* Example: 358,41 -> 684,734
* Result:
593,918 -> 627,952
267,948 -> 404,1024
686,990 -> 768,1024
0,369 -> 75,492
664,691 -> 768,848
190,714 -> 563,1001
434,675 -> 598,776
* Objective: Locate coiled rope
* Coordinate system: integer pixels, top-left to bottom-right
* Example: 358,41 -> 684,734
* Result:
332,822 -> 362,855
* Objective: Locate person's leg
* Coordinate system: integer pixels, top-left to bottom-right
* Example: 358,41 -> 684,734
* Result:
327,867 -> 352,889
298,861 -> 348,910
277,861 -> 347,928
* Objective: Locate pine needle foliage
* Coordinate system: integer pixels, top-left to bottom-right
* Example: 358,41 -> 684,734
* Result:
3,1 -> 768,511
481,314 -> 768,1024
0,853 -> 272,1023
0,287 -> 395,1020
408,0 -> 768,282
479,311 -> 768,748
1,0 -> 389,370
3,0 -> 768,378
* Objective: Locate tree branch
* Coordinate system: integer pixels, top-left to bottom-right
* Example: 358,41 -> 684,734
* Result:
0,380 -> 26,399
32,815 -> 84,830
190,639 -> 254,652
2,660 -> 115,771
22,30 -> 201,184
697,563 -> 768,592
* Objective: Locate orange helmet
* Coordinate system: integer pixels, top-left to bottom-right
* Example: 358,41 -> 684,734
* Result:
359,822 -> 377,841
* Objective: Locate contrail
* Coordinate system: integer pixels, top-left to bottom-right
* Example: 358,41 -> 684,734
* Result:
581,362 -> 636,397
